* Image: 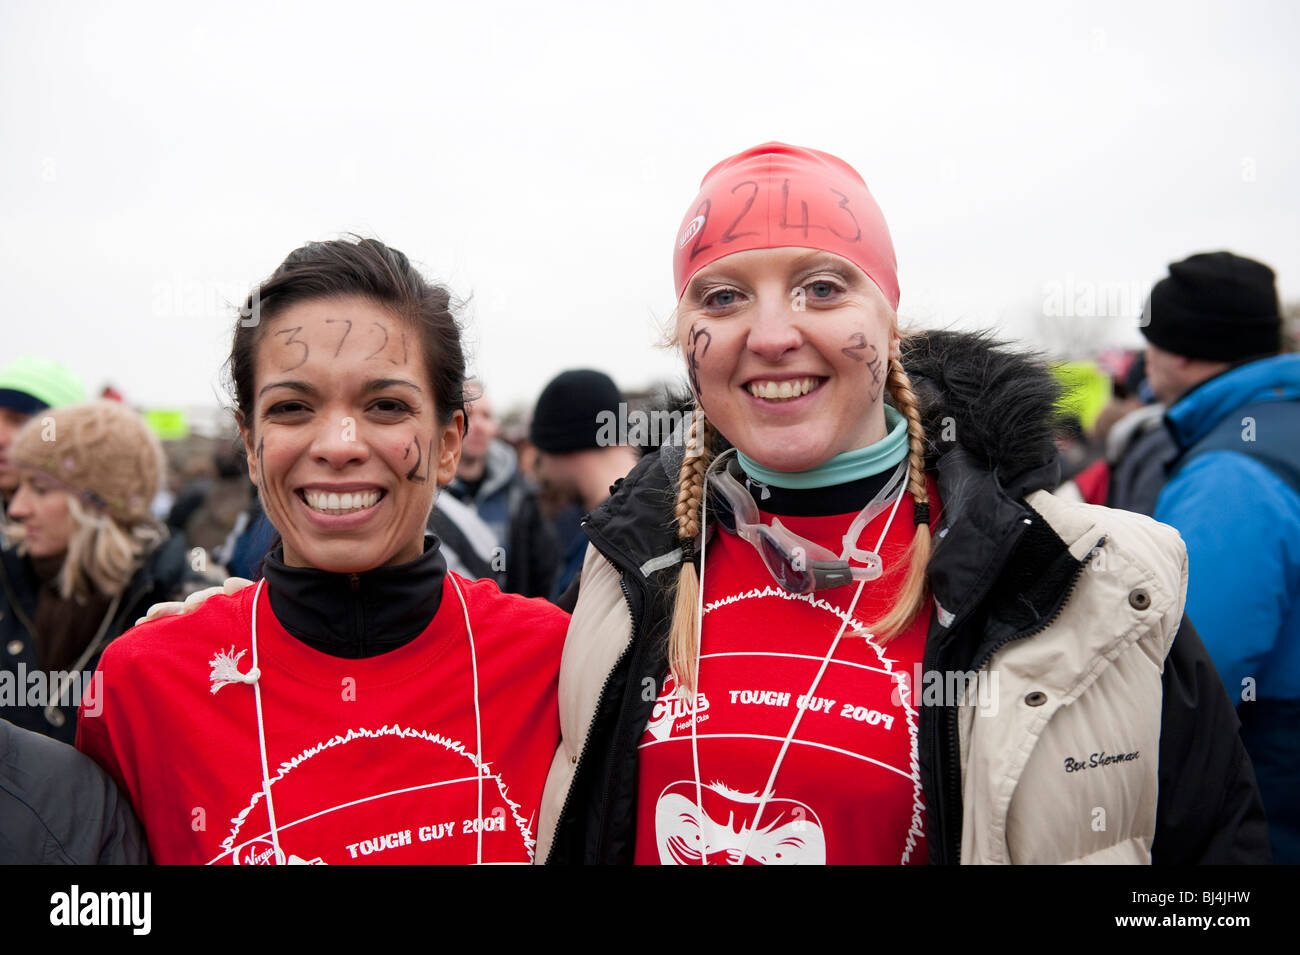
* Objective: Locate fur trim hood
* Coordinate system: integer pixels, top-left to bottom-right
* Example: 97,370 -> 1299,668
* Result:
898,329 -> 1063,490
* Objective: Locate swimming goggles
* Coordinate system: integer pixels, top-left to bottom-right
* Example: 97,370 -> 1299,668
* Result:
705,450 -> 908,595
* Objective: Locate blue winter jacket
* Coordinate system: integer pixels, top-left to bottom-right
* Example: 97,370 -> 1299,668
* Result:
1157,354 -> 1300,705
1156,353 -> 1300,864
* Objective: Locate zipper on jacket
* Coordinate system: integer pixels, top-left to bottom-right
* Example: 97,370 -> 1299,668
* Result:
350,573 -> 364,656
922,619 -> 966,867
592,571 -> 650,863
548,570 -> 641,864
943,704 -> 961,863
940,535 -> 1105,864
969,536 -> 1105,675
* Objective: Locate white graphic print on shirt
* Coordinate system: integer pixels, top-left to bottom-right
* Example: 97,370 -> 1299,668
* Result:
635,581 -> 928,865
655,779 -> 826,865
207,724 -> 534,865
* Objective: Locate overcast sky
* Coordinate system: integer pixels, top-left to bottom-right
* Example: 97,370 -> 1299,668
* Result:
2,0 -> 1297,425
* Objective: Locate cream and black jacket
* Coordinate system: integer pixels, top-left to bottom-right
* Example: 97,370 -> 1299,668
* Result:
538,332 -> 1270,864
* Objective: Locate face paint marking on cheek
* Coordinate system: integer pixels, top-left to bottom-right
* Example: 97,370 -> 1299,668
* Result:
866,344 -> 884,402
404,438 -> 421,481
841,332 -> 868,361
274,326 -> 309,371
256,438 -> 265,484
404,437 -> 434,484
687,323 -> 712,401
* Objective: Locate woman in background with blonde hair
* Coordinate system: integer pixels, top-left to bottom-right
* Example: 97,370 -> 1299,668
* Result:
538,142 -> 1268,865
1,400 -> 190,743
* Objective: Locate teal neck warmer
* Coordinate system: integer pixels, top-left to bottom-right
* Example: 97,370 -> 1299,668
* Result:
736,405 -> 908,490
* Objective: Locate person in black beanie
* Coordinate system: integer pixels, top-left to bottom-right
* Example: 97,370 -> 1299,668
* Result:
442,382 -> 560,598
1141,251 -> 1282,399
530,370 -> 639,606
1143,250 -> 1300,864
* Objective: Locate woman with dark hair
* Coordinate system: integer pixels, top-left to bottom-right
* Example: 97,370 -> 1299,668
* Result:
77,238 -> 568,864
537,143 -> 1269,864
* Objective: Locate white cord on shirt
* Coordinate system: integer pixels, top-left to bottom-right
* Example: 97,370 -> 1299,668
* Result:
244,574 -> 486,865
689,468 -> 709,861
690,465 -> 910,865
247,578 -> 280,862
448,572 -> 485,866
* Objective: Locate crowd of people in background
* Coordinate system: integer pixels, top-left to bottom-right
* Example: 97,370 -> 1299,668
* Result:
1,221 -> 1294,864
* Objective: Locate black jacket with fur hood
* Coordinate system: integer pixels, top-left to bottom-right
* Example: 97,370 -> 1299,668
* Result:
540,331 -> 1269,864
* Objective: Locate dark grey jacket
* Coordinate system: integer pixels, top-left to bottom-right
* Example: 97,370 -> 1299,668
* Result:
1106,403 -> 1175,516
0,717 -> 147,863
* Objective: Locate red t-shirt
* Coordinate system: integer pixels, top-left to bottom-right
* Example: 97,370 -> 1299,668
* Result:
77,573 -> 566,865
634,482 -> 937,865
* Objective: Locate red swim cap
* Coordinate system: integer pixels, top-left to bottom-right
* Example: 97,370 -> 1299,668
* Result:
672,142 -> 899,309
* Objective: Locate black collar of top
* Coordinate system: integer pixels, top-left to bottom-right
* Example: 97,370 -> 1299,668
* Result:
737,465 -> 896,518
261,534 -> 447,659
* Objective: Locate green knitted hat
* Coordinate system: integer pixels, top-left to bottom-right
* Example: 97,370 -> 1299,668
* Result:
0,356 -> 87,414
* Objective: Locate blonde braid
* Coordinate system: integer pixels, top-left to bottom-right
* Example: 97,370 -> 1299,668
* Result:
668,405 -> 712,694
864,357 -> 933,644
673,406 -> 710,541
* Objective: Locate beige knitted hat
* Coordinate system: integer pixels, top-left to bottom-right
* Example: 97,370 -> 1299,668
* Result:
11,400 -> 164,525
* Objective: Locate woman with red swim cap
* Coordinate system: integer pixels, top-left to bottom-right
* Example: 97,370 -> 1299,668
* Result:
537,143 -> 1268,864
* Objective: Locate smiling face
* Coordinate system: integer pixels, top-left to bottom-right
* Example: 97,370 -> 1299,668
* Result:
242,295 -> 463,573
7,471 -> 73,559
676,247 -> 900,473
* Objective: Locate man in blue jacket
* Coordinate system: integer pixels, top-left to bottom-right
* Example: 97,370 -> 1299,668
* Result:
1144,251 -> 1299,864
